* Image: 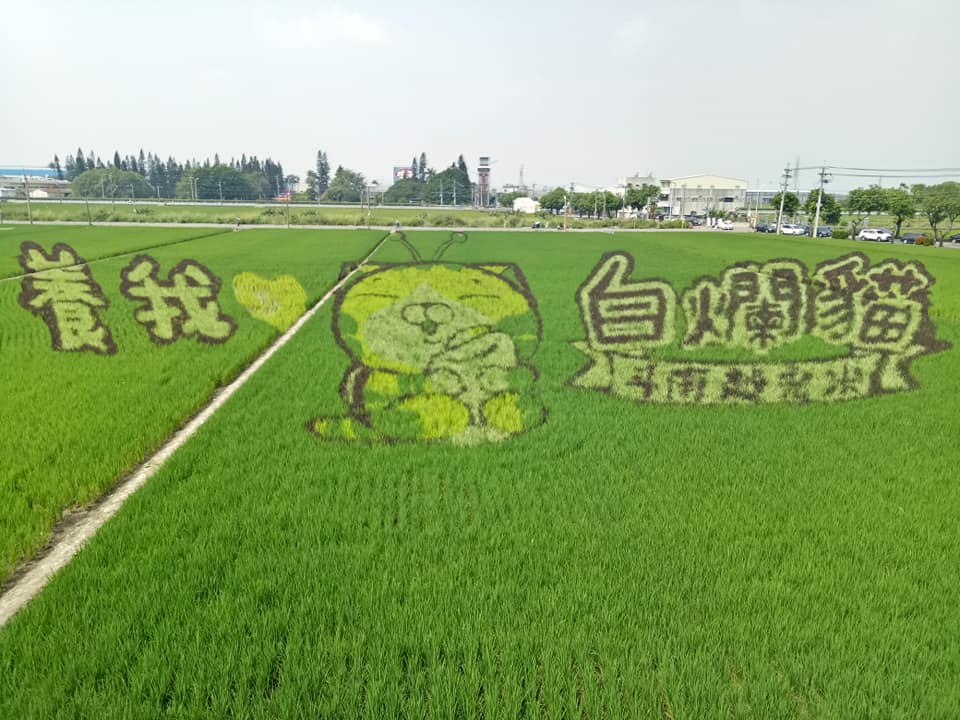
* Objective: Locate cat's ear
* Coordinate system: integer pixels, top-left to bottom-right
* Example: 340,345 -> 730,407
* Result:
339,262 -> 388,281
481,263 -> 531,293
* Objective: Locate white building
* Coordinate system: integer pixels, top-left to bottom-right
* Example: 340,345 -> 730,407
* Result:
0,175 -> 72,199
657,174 -> 747,217
513,197 -> 541,214
620,173 -> 658,191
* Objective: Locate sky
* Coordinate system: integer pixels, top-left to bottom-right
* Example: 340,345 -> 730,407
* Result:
2,0 -> 958,192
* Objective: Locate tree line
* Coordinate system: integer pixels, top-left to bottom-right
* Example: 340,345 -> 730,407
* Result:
300,150 -> 476,205
770,181 -> 960,243
49,148 -> 287,201
533,184 -> 661,218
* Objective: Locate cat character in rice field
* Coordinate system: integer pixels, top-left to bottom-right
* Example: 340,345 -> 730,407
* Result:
310,232 -> 546,445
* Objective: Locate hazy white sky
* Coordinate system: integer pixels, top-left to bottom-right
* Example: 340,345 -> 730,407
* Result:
2,0 -> 957,191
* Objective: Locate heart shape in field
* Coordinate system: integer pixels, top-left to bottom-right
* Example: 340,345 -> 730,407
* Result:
232,272 -> 306,332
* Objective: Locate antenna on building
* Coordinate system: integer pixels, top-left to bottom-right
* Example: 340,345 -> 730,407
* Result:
519,164 -> 525,192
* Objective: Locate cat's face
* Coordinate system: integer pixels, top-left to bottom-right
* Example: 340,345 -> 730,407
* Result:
335,263 -> 539,372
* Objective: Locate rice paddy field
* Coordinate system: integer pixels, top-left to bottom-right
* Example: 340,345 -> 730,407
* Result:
0,202 -> 510,228
1,225 -> 959,717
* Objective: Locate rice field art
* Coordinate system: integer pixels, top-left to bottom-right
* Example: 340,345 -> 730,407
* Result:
311,233 -> 546,444
572,251 -> 948,405
2,226 -> 960,718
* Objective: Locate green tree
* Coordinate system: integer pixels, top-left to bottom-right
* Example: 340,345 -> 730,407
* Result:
804,188 -> 842,226
382,177 -> 425,204
305,170 -> 319,200
601,191 -> 623,218
316,151 -> 330,195
177,165 -> 261,201
884,186 -> 917,238
424,162 -> 471,205
916,182 -> 960,246
48,155 -> 64,180
72,168 -> 155,199
770,191 -> 800,218
846,184 -> 887,214
568,192 -> 591,216
624,184 -> 660,213
497,191 -> 525,208
322,165 -> 366,203
419,152 -> 427,182
539,187 -> 567,213
457,154 -> 469,180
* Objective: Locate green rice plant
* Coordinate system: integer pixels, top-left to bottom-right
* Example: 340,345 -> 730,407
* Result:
0,224 -> 231,278
0,226 -> 386,581
1,230 -> 959,717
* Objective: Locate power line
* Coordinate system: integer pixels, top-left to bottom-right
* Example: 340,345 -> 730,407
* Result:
828,171 -> 960,179
828,165 -> 960,173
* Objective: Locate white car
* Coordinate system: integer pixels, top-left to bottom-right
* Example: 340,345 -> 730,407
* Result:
779,223 -> 805,236
718,219 -> 734,230
857,228 -> 894,242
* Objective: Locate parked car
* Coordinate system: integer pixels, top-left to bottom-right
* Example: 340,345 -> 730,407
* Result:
798,224 -> 811,236
899,232 -> 926,244
814,226 -> 833,237
755,222 -> 770,233
718,219 -> 734,230
857,228 -> 894,242
947,232 -> 960,243
780,223 -> 805,236
684,215 -> 704,226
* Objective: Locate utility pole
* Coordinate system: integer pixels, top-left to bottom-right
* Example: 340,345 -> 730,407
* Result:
453,181 -> 456,206
23,175 -> 33,224
812,166 -> 830,238
776,163 -> 792,234
218,180 -> 223,205
440,178 -> 444,206
754,181 -> 761,225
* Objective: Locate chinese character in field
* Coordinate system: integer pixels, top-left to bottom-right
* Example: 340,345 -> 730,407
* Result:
17,242 -> 117,355
682,260 -> 808,352
577,252 -> 677,355
120,255 -> 236,344
720,366 -> 768,402
812,253 -> 933,355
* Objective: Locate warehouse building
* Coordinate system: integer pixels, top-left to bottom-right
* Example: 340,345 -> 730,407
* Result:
656,174 -> 747,217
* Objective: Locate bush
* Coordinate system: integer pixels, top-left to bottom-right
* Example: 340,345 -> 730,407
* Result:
832,227 -> 849,240
915,234 -> 934,246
